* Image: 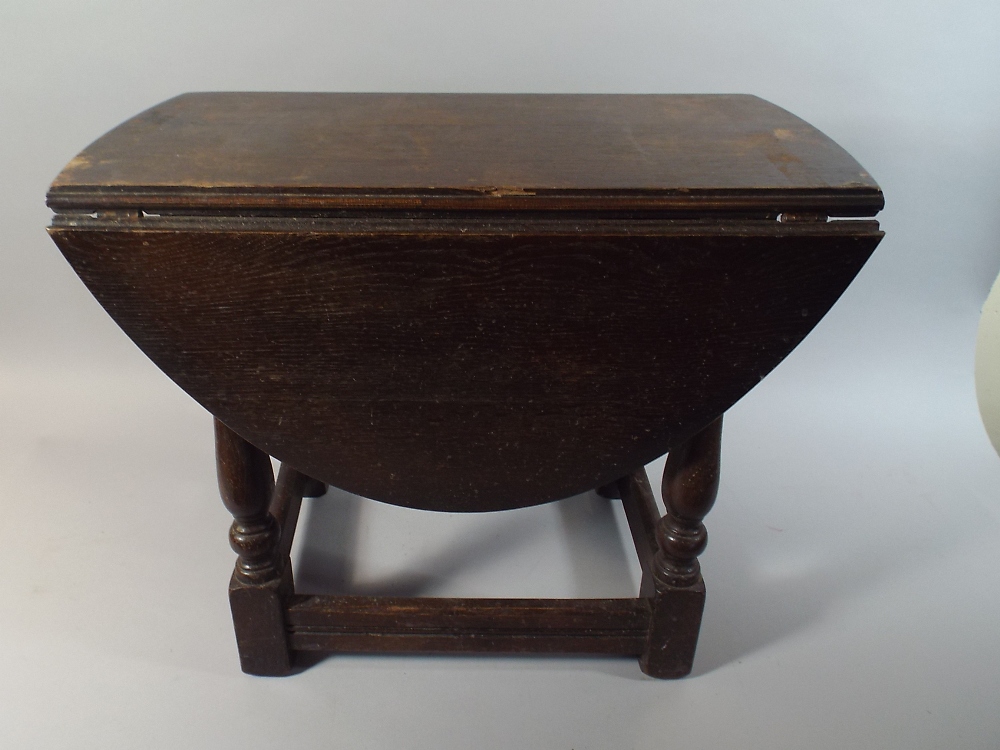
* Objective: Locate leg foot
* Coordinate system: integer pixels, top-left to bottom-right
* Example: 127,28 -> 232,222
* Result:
639,582 -> 705,678
229,566 -> 294,676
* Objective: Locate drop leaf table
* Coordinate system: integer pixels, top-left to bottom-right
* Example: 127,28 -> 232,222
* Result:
47,93 -> 883,678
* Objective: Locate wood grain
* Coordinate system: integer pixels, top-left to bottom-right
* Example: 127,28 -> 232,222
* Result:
50,220 -> 879,511
286,595 -> 650,655
47,93 -> 882,217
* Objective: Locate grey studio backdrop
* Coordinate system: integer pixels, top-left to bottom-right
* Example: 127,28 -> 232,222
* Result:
2,2 -> 998,748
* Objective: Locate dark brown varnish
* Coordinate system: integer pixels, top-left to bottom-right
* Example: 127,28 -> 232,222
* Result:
52,223 -> 878,511
47,92 -> 881,216
46,93 -> 883,678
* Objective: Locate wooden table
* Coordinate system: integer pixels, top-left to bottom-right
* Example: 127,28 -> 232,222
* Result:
47,93 -> 883,678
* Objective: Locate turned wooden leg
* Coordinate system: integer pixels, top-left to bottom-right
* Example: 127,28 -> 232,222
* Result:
640,415 -> 723,678
215,418 -> 293,676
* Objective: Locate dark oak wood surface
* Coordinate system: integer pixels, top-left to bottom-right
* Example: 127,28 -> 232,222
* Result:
46,93 -> 883,676
47,93 -> 881,216
51,221 -> 879,511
